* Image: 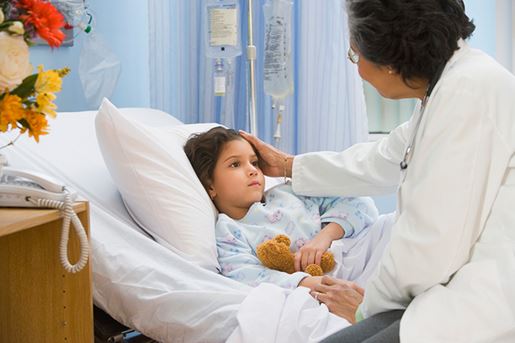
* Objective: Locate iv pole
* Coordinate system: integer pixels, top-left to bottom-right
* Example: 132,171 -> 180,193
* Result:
247,0 -> 258,136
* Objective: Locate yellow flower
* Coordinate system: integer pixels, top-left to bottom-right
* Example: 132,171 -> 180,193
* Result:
19,110 -> 48,143
35,92 -> 57,118
57,67 -> 70,78
35,65 -> 63,93
0,93 -> 24,132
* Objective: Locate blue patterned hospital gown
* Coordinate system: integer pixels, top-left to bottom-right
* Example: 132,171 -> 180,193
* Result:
215,183 -> 378,288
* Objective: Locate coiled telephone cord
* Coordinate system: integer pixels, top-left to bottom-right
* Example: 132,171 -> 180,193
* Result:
28,189 -> 89,273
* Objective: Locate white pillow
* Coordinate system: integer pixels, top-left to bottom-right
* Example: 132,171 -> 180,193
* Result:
119,107 -> 183,127
95,98 -> 221,272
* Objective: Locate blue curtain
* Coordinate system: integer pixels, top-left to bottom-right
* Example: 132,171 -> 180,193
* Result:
149,0 -> 368,154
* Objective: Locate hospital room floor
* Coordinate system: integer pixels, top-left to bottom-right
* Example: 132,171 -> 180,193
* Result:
94,306 -> 157,343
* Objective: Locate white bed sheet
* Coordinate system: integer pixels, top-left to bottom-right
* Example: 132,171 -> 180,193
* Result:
0,109 -> 354,342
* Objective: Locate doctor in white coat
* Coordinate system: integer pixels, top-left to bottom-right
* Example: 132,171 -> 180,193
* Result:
241,0 -> 515,341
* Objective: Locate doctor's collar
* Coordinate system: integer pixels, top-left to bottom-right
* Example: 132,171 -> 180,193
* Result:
426,62 -> 446,98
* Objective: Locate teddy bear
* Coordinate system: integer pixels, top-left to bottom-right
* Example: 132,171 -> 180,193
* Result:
256,234 -> 335,276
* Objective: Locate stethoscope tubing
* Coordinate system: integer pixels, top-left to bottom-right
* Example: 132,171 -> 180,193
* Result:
399,63 -> 446,172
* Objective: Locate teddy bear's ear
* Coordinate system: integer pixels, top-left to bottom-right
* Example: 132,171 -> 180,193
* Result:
305,264 -> 323,277
274,234 -> 291,246
320,251 -> 336,273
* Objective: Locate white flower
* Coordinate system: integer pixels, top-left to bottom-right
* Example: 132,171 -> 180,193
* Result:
9,21 -> 25,35
0,32 -> 33,92
0,9 -> 4,25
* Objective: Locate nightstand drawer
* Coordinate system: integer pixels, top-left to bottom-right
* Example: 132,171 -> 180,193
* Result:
0,202 -> 93,343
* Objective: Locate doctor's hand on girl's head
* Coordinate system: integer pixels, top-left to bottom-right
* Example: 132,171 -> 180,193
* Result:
239,130 -> 294,178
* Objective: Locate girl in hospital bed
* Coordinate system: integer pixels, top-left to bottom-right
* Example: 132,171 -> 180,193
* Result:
184,127 -> 381,291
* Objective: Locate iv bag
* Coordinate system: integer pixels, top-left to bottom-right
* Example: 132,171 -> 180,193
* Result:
263,0 -> 293,99
51,0 -> 87,26
203,0 -> 242,58
79,32 -> 121,108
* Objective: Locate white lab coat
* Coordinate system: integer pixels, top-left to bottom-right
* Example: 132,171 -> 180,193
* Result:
291,41 -> 515,342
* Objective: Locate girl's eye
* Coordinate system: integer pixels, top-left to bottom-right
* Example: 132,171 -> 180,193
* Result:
230,161 -> 240,168
251,160 -> 259,167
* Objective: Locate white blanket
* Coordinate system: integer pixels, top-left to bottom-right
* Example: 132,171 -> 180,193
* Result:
228,283 -> 349,343
227,214 -> 396,343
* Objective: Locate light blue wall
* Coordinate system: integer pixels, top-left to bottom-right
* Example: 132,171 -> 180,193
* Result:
464,0 -> 496,57
30,0 -> 497,115
26,1 -> 502,214
29,0 -> 150,112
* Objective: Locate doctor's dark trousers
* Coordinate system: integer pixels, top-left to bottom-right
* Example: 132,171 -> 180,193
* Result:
321,310 -> 404,343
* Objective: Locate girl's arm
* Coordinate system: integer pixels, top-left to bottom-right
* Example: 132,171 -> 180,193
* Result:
317,196 -> 378,238
295,196 -> 378,271
217,217 -> 311,289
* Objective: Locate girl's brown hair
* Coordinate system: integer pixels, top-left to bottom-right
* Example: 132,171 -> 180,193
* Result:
184,126 -> 243,192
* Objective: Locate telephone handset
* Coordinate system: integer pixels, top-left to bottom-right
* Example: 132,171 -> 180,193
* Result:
0,167 -> 89,273
0,167 -> 75,206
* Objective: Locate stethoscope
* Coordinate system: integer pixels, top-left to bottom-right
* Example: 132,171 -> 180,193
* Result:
399,64 -> 446,171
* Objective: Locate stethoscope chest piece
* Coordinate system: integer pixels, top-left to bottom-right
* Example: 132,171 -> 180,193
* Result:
400,145 -> 412,171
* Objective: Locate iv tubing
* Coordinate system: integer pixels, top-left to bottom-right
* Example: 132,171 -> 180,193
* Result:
247,0 -> 258,136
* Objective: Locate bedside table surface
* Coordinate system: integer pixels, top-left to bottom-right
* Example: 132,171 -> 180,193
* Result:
0,201 -> 87,237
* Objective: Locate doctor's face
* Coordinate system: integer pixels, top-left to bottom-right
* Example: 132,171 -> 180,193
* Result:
208,139 -> 265,218
349,45 -> 426,100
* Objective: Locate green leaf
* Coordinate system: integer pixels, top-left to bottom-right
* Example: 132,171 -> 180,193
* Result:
11,74 -> 38,99
17,118 -> 30,130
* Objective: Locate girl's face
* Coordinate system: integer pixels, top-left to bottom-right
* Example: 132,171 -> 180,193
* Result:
208,138 -> 265,219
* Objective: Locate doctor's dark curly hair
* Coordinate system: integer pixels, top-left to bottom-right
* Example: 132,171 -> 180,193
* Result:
346,0 -> 475,85
184,126 -> 256,192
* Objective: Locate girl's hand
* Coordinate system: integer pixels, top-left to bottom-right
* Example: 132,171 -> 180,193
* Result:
239,130 -> 294,178
311,276 -> 364,324
295,223 -> 344,272
298,276 -> 323,291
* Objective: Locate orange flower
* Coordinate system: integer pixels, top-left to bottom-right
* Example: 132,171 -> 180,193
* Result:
0,93 -> 25,132
17,0 -> 65,48
19,109 -> 48,142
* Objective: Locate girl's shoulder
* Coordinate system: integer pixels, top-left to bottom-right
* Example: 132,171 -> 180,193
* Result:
265,182 -> 294,197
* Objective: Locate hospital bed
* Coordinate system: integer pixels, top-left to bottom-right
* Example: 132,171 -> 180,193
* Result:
0,101 -> 353,342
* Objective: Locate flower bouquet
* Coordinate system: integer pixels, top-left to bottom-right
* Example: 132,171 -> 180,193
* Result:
0,0 -> 69,145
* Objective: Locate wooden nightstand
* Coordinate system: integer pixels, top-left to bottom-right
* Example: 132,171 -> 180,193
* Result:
0,202 -> 93,343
